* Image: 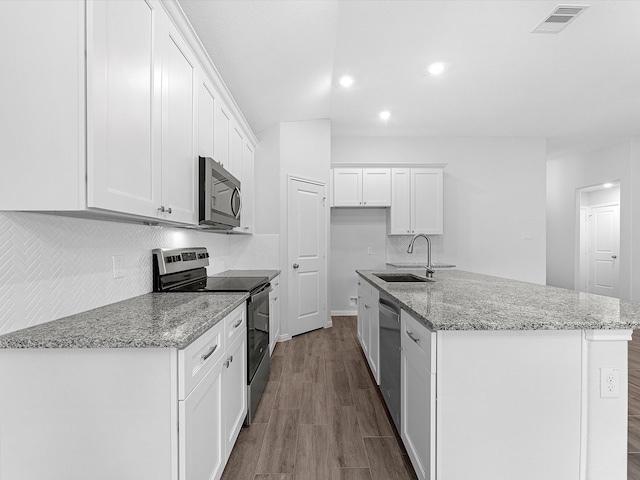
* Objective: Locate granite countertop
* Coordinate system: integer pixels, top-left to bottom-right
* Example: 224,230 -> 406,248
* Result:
386,262 -> 456,269
357,269 -> 640,331
0,293 -> 248,349
210,270 -> 280,281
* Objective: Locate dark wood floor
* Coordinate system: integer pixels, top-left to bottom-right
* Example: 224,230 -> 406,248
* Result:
221,316 -> 417,480
629,331 -> 640,479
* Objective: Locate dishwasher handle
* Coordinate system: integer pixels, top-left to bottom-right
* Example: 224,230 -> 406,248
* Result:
379,298 -> 400,320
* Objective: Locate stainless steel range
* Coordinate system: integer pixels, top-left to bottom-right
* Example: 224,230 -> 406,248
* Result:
152,247 -> 270,425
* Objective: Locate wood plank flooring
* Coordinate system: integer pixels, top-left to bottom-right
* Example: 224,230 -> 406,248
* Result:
221,316 -> 417,480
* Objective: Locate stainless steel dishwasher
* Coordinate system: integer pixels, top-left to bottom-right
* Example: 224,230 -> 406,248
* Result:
379,293 -> 401,433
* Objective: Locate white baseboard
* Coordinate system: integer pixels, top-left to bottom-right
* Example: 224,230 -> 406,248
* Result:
331,310 -> 357,316
278,333 -> 292,343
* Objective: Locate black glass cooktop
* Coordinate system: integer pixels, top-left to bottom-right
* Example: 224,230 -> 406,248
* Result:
172,276 -> 269,293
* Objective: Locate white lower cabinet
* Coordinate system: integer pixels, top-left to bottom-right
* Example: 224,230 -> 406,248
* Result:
222,332 -> 247,461
356,279 -> 379,384
269,275 -> 281,355
401,308 -> 436,480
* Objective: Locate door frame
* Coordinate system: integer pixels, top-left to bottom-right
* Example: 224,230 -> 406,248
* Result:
286,175 -> 330,338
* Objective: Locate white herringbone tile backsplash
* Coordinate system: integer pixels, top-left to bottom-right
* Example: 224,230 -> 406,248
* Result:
0,212 -> 279,335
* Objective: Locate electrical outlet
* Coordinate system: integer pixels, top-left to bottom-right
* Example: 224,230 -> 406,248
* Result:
349,296 -> 357,306
600,367 -> 620,398
112,255 -> 124,279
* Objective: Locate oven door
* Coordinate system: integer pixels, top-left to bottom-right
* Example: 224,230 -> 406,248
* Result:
247,283 -> 271,382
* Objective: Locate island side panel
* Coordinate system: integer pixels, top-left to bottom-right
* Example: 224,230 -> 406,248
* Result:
584,330 -> 631,480
0,348 -> 178,480
436,330 -> 582,480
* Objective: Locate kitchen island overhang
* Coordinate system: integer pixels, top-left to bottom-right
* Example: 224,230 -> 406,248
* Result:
357,268 -> 640,480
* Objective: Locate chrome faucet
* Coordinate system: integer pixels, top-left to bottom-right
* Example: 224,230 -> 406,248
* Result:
407,234 -> 434,278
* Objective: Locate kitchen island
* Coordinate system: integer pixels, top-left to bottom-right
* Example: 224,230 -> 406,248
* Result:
357,269 -> 640,480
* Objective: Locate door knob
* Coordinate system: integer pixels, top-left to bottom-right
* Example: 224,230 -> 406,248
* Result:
612,255 -> 617,259
293,263 -> 299,269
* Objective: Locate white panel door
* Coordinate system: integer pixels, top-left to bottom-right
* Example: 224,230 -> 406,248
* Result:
288,178 -> 327,336
389,168 -> 411,234
161,24 -> 197,224
222,333 -> 247,462
333,168 -> 362,206
179,358 -> 224,480
411,168 -> 443,235
198,74 -> 216,159
88,0 -> 162,217
362,168 -> 391,206
589,204 -> 620,297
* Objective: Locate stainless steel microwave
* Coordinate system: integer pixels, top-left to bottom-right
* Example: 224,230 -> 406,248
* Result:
198,156 -> 241,229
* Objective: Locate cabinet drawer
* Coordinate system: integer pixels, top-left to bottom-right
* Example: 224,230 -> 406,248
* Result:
224,303 -> 246,348
401,310 -> 436,373
179,320 -> 224,400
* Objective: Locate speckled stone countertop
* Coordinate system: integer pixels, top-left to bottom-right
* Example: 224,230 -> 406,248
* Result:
386,262 -> 457,269
0,293 -> 248,349
210,270 -> 280,281
357,269 -> 640,331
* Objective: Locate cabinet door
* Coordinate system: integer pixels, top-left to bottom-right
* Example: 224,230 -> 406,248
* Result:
179,359 -> 224,480
235,142 -> 254,233
87,0 -> 162,218
367,285 -> 380,384
411,168 -> 443,235
401,345 -> 436,480
362,168 -> 391,207
269,276 -> 280,355
229,124 -> 244,181
215,101 -> 231,170
389,168 -> 412,234
222,332 -> 247,462
333,169 -> 363,206
197,73 -> 216,159
160,23 -> 197,224
357,280 -> 365,346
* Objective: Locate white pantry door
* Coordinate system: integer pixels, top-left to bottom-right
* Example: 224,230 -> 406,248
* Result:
288,178 -> 328,337
588,204 -> 620,297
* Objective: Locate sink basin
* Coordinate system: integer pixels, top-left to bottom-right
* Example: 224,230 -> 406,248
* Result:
373,273 -> 433,283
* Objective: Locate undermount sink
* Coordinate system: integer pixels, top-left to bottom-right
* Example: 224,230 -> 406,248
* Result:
374,273 -> 434,283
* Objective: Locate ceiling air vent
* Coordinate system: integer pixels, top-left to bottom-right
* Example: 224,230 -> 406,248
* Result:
532,4 -> 589,34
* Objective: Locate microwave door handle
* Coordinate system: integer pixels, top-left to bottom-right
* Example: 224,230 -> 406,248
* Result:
231,187 -> 242,219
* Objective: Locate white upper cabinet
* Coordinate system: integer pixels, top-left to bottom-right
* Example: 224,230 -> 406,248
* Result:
389,167 -> 443,235
235,142 -> 254,234
0,0 -> 257,230
332,168 -> 391,207
160,20 -> 198,224
87,0 -> 163,218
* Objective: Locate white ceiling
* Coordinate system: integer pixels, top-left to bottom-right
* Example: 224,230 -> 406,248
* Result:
179,0 -> 640,150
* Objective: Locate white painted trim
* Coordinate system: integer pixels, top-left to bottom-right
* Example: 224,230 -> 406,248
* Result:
278,333 -> 292,343
584,329 -> 632,341
579,331 -> 588,480
331,310 -> 357,316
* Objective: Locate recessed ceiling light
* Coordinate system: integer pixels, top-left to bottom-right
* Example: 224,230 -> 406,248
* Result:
339,76 -> 354,87
379,111 -> 391,121
603,183 -> 613,188
427,62 -> 445,76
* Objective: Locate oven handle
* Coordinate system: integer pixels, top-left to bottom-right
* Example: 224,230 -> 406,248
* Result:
249,283 -> 272,303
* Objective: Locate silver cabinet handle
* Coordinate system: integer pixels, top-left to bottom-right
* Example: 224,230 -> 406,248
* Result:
158,206 -> 165,212
233,319 -> 242,329
166,207 -> 172,214
293,263 -> 299,269
407,331 -> 420,344
224,357 -> 231,368
202,344 -> 218,361
612,255 -> 617,259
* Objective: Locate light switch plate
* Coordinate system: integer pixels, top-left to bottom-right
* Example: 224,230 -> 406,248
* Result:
112,255 -> 124,279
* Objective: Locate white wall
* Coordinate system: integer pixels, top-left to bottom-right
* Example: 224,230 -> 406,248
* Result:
0,212 -> 278,335
330,208 -> 387,314
330,136 -> 547,311
253,125 -> 280,235
547,138 -> 640,300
